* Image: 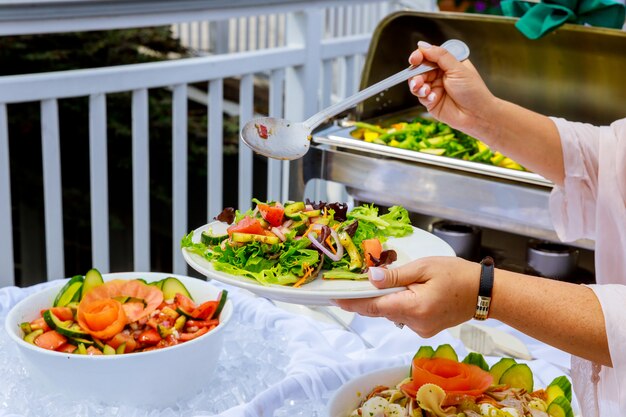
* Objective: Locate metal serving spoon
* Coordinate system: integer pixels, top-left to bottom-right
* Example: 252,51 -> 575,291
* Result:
240,39 -> 470,160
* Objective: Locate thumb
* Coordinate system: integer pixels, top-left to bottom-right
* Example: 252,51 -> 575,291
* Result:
419,41 -> 465,74
368,263 -> 424,289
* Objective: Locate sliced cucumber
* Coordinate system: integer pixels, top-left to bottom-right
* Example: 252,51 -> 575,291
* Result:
201,230 -> 229,246
499,363 -> 534,392
490,357 -> 517,383
174,315 -> 187,331
115,342 -> 127,354
548,375 -> 572,402
149,280 -> 164,290
546,384 -> 566,405
103,344 -> 116,355
546,395 -> 574,417
414,345 -> 435,359
213,290 -> 228,318
81,268 -> 104,300
284,201 -> 305,218
42,309 -> 92,340
67,336 -> 94,346
409,346 -> 435,375
289,221 -> 307,234
53,275 -> 84,307
20,322 -> 32,335
24,329 -> 44,344
231,232 -> 280,245
176,306 -> 195,319
92,338 -> 106,351
301,209 -> 321,217
462,352 -> 489,371
76,343 -> 88,355
157,324 -> 173,338
161,277 -> 193,301
433,344 -> 458,361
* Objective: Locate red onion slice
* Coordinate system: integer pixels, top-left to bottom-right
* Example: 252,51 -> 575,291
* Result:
307,226 -> 344,262
271,227 -> 286,242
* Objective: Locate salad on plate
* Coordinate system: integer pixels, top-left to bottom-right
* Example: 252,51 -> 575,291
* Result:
348,344 -> 574,417
181,199 -> 414,288
19,269 -> 228,355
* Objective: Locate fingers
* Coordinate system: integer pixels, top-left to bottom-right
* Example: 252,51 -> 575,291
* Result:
419,41 -> 466,73
368,260 -> 427,289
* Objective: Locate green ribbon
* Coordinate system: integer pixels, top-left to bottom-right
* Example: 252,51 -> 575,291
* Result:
501,0 -> 626,39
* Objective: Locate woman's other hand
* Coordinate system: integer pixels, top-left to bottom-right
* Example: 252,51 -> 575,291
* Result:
335,256 -> 480,338
408,41 -> 496,139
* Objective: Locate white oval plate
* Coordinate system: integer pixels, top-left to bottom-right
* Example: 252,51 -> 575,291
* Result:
182,222 -> 455,306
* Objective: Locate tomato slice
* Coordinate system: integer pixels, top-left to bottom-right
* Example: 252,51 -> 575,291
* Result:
179,326 -> 209,341
257,204 -> 285,227
191,300 -> 218,320
137,328 -> 161,345
227,216 -> 265,235
362,238 -> 383,267
34,330 -> 67,350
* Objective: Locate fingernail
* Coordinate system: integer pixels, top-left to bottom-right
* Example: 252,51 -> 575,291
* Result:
417,85 -> 428,97
369,267 -> 385,282
427,92 -> 436,102
409,79 -> 417,91
418,41 -> 432,49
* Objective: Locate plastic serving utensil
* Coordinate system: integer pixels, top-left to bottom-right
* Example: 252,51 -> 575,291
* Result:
240,39 -> 470,160
459,323 -> 533,361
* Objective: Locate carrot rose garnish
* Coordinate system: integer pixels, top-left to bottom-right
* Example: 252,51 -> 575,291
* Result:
401,357 -> 493,398
77,298 -> 127,339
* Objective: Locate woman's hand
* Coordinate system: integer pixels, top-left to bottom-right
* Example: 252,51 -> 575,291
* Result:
335,257 -> 481,338
408,41 -> 497,139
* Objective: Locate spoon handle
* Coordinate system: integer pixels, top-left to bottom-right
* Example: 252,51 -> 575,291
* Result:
303,39 -> 470,130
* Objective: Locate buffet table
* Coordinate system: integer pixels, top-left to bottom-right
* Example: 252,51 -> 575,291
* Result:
0,278 -> 572,417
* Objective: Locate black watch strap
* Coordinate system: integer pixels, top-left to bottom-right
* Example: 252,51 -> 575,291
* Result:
474,256 -> 495,320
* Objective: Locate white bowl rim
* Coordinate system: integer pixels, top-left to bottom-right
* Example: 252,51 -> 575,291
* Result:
5,271 -> 233,360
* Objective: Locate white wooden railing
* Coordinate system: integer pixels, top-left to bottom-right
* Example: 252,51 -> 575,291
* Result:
0,0 -> 436,287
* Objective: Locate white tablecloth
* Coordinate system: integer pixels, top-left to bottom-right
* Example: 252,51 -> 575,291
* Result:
0,278 -> 572,417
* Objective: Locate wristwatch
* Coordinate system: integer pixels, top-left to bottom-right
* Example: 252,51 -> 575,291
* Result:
474,256 -> 494,320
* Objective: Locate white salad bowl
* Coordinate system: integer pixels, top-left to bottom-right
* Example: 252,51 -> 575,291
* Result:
328,366 -> 407,417
5,272 -> 233,408
328,364 -> 581,417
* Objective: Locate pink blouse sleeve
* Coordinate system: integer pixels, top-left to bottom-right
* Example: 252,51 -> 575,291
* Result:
548,117 -> 602,242
588,284 -> 626,412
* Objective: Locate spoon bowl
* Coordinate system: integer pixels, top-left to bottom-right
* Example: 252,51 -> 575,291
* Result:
241,39 -> 470,160
240,117 -> 311,160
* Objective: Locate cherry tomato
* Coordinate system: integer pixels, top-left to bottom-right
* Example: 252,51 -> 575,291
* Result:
257,204 -> 284,227
227,216 -> 265,235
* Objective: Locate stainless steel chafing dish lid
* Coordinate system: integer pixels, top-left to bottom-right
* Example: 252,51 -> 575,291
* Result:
356,11 -> 626,126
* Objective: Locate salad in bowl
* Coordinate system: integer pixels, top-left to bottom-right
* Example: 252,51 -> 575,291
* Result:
6,271 -> 233,406
330,344 -> 575,417
17,269 -> 228,355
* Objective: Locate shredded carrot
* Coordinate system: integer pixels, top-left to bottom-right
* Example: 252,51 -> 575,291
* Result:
325,237 -> 337,254
293,263 -> 313,288
302,224 -> 317,239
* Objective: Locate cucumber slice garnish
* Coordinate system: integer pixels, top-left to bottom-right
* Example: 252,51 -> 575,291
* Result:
213,290 -> 228,318
161,277 -> 193,301
432,344 -> 458,361
53,275 -> 84,307
42,310 -> 91,339
499,363 -> 534,392
81,268 -> 104,300
490,357 -> 517,383
462,352 -> 489,371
